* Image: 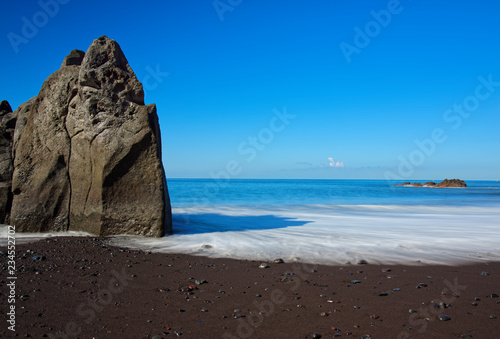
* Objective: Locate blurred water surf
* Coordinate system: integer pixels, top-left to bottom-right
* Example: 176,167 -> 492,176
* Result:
3,179 -> 500,265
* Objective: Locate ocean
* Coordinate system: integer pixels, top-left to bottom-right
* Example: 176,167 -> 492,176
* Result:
4,179 -> 500,265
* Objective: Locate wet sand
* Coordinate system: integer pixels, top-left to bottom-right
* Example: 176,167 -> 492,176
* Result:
1,237 -> 499,338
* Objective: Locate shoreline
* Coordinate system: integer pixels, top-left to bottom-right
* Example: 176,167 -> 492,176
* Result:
1,237 -> 499,338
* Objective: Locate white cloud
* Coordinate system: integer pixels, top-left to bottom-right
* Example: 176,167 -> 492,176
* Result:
328,157 -> 344,168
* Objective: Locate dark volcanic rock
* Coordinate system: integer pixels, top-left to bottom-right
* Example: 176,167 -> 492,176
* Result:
7,36 -> 172,236
66,36 -> 170,236
435,179 -> 467,188
397,179 -> 467,188
61,49 -> 85,67
0,100 -> 16,223
11,60 -> 80,232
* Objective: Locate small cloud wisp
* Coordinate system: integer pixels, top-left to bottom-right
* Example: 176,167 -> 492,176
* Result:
328,157 -> 344,168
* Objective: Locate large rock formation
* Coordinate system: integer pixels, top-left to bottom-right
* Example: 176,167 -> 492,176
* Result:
5,36 -> 171,236
0,101 -> 16,223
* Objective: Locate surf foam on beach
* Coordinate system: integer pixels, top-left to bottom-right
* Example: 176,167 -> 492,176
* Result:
106,204 -> 500,265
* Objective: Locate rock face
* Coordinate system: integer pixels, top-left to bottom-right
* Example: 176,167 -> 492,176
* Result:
6,36 -> 171,236
396,179 -> 467,188
0,101 -> 16,223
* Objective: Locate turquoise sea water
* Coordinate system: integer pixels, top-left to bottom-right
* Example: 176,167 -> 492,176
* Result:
168,179 -> 500,207
4,179 -> 500,265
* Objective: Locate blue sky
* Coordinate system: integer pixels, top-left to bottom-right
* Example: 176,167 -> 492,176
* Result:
1,0 -> 499,180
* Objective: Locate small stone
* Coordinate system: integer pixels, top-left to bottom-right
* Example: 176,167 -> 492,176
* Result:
490,314 -> 497,319
490,293 -> 499,298
351,280 -> 361,284
273,258 -> 284,264
472,302 -> 478,306
386,275 -> 397,279
312,333 -> 322,339
354,305 -> 360,309
201,308 -> 208,312
438,314 -> 451,321
233,309 -> 241,313
320,311 -> 328,317
358,259 -> 368,265
474,297 -> 480,301
32,255 -> 46,261
255,294 -> 262,297
174,331 -> 182,336
218,289 -> 225,293
378,292 -> 389,296
481,271 -> 490,276
195,279 -> 207,285
259,263 -> 269,269
370,314 -> 379,319
381,268 -> 391,272
179,308 -> 186,312
416,283 -> 428,289
409,309 -> 417,313
147,320 -> 152,323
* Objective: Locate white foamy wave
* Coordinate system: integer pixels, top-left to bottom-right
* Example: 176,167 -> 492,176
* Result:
0,225 -> 92,246
109,204 -> 500,265
3,204 -> 500,265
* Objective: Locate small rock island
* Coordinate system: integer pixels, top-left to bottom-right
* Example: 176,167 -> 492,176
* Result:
396,179 -> 467,188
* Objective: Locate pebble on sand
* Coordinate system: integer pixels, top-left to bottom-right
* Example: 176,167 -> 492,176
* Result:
438,314 -> 451,321
259,263 -> 270,269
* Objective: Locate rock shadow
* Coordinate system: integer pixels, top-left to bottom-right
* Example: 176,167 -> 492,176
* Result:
171,213 -> 310,235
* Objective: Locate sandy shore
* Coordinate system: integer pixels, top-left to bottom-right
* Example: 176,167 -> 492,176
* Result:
1,237 -> 499,338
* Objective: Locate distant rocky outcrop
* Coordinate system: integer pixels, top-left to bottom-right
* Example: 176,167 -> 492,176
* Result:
2,36 -> 172,236
396,179 -> 467,188
434,179 -> 467,188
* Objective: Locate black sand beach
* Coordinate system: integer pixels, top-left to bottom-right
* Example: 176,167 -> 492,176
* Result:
1,237 -> 499,338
